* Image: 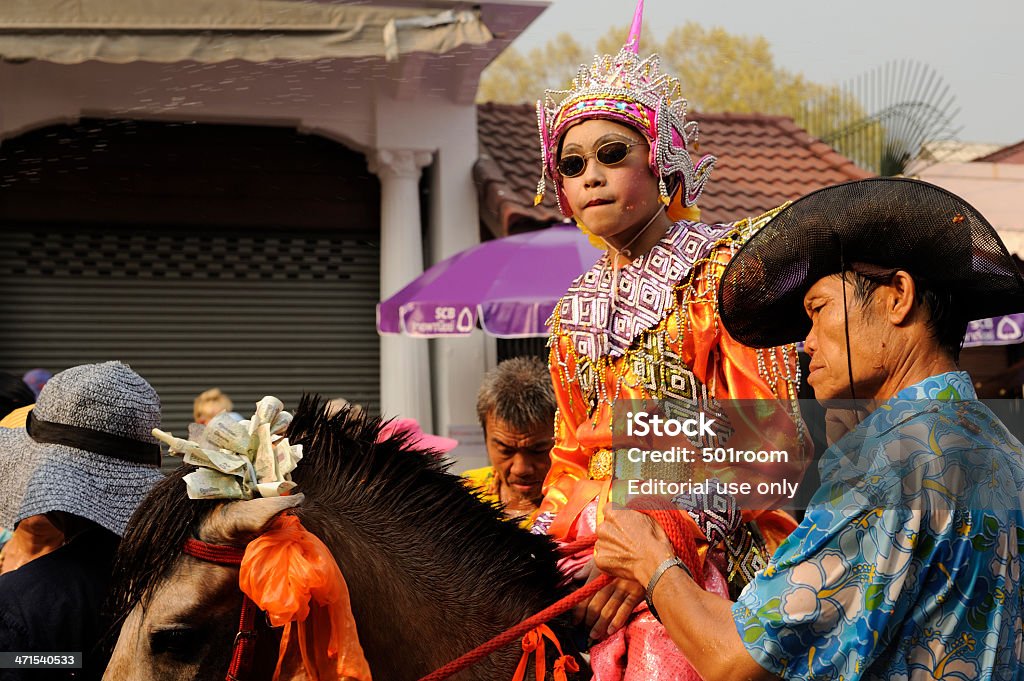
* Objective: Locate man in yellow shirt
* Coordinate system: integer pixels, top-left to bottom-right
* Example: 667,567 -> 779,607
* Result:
0,372 -> 34,428
0,404 -> 31,429
463,357 -> 556,527
0,374 -> 37,565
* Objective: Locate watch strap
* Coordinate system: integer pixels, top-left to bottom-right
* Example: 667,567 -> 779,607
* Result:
645,556 -> 691,623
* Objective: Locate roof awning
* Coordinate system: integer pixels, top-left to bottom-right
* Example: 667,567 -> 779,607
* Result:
0,0 -> 493,64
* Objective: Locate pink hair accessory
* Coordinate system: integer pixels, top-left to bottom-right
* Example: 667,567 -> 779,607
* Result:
376,418 -> 459,455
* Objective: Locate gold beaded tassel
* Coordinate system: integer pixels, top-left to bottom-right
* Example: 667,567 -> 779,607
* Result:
535,101 -> 550,206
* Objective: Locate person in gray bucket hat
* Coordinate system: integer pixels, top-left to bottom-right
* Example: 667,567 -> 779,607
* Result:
0,361 -> 165,679
0,360 -> 165,538
589,179 -> 1024,680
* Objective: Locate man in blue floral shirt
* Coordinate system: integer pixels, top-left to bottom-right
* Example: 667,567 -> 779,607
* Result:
592,178 -> 1024,680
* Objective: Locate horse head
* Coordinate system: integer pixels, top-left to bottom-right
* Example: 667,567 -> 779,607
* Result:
103,493 -> 302,681
103,397 -> 585,680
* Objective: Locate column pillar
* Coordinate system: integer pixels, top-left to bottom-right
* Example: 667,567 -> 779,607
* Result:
369,148 -> 433,425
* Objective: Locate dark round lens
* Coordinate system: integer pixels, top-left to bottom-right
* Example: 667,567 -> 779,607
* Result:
596,141 -> 630,165
558,155 -> 586,177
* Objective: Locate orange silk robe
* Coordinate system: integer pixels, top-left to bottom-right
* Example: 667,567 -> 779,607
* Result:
537,215 -> 807,551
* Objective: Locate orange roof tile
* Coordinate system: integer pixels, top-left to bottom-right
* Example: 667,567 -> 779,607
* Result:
476,103 -> 872,235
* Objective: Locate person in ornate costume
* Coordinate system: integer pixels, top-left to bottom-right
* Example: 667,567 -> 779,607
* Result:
594,178 -> 1024,679
529,1 -> 808,677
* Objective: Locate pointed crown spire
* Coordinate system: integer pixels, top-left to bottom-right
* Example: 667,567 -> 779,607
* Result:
626,0 -> 644,53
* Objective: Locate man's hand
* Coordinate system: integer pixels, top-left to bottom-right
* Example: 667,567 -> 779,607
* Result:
571,507 -> 680,640
572,557 -> 645,640
593,509 -> 779,681
595,507 -> 676,583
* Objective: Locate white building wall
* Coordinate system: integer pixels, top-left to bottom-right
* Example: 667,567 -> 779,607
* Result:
0,60 -> 378,149
0,40 -> 511,463
918,162 -> 1024,254
374,96 -> 489,464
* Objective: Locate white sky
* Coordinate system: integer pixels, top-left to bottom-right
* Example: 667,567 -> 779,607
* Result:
508,0 -> 1023,145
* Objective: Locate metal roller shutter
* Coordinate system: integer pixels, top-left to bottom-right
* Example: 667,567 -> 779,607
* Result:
0,226 -> 381,453
0,119 -> 382,469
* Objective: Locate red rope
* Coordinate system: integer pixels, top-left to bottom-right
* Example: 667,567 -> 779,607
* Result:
556,537 -> 597,557
418,506 -> 701,681
628,503 -> 704,589
417,572 -> 612,681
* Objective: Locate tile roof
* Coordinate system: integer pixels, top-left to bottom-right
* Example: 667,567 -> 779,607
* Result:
476,103 -> 872,235
974,139 -> 1024,164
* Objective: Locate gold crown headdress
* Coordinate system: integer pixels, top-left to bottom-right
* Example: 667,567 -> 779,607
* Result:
535,0 -> 715,218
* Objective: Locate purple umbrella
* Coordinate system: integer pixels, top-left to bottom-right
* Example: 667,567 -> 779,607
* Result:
377,225 -> 605,338
964,314 -> 1024,347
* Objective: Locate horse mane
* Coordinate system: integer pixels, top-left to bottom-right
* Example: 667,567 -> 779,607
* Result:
107,466 -> 218,625
286,395 -> 566,607
108,395 -> 571,677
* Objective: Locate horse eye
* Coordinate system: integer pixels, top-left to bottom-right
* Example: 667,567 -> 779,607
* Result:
150,627 -> 205,661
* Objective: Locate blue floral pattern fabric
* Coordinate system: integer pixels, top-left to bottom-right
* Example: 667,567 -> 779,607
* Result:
734,371 -> 1024,679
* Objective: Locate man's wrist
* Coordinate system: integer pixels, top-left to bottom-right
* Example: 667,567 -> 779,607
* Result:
637,548 -> 677,586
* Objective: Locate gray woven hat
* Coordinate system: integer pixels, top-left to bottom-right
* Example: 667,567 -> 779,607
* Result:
0,361 -> 165,536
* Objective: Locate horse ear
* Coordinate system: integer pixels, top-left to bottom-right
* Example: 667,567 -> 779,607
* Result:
198,494 -> 305,546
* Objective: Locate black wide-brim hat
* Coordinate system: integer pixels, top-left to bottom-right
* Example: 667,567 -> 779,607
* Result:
718,177 -> 1024,348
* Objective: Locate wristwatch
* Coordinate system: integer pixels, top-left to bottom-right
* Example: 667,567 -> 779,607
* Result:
645,556 -> 692,623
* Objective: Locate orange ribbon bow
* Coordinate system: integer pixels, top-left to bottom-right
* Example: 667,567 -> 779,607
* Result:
511,623 -> 579,681
239,514 -> 372,681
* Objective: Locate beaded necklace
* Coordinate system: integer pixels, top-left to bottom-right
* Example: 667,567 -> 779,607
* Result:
549,206 -> 802,422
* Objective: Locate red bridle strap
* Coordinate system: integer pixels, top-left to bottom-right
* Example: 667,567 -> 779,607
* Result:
183,538 -> 246,565
183,538 -> 259,681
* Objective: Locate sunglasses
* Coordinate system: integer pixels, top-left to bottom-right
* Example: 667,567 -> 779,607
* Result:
557,140 -> 645,178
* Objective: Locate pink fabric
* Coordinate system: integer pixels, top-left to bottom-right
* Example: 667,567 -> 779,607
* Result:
555,499 -> 600,578
589,560 -> 728,681
556,500 -> 730,679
